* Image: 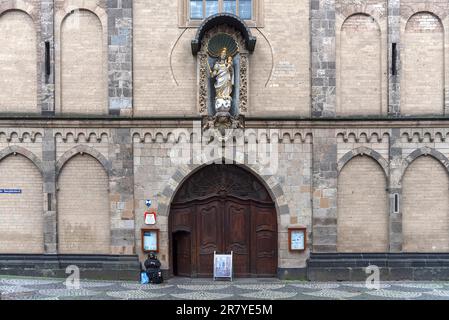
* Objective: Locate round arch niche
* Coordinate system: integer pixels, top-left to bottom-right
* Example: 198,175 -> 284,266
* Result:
169,164 -> 278,278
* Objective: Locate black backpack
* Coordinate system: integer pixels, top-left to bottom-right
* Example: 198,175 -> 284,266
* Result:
148,269 -> 163,284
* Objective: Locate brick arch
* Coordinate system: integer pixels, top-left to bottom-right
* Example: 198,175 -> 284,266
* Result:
400,147 -> 449,185
337,154 -> 389,252
0,8 -> 39,113
336,12 -> 385,116
0,8 -> 35,22
0,3 -> 38,21
337,147 -> 389,178
57,0 -> 108,26
60,7 -> 104,29
0,144 -> 44,254
55,3 -> 108,114
339,12 -> 381,32
158,162 -> 290,221
402,8 -> 446,27
57,147 -> 111,254
401,11 -> 445,116
405,11 -> 443,31
56,145 -> 110,177
0,146 -> 43,175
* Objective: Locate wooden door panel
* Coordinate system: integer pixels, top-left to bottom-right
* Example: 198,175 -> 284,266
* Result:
171,207 -> 192,232
255,230 -> 277,275
173,232 -> 191,276
255,207 -> 277,232
252,204 -> 277,276
170,165 -> 279,278
197,201 -> 222,276
225,201 -> 250,276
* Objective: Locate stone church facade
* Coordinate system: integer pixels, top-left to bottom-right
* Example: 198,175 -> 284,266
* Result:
1,0 -> 449,280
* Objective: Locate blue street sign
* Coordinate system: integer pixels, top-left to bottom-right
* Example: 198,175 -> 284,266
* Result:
145,199 -> 152,207
0,189 -> 22,194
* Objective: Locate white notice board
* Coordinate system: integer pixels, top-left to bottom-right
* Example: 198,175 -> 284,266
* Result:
213,251 -> 233,281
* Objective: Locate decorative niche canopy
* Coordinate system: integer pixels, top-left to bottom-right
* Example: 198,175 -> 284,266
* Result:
192,13 -> 257,132
191,13 -> 257,55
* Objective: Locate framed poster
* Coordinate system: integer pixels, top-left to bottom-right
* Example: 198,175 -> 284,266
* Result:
213,251 -> 233,281
141,228 -> 159,253
288,227 -> 306,252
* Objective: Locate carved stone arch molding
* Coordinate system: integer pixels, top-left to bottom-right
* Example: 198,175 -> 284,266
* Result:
399,147 -> 449,185
55,145 -> 110,177
0,146 -> 44,175
192,13 -> 256,122
337,146 -> 389,177
157,162 -> 290,222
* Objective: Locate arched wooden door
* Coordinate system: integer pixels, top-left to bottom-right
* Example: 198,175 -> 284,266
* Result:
169,165 -> 278,277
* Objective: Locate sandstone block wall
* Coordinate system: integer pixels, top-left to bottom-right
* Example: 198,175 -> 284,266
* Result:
0,10 -> 38,113
57,154 -> 110,254
0,1 -> 448,117
402,12 -> 444,115
0,1 -> 449,277
132,126 -> 312,269
338,14 -> 384,115
133,0 -> 310,117
402,156 -> 449,252
59,9 -> 107,114
337,156 -> 388,252
0,154 -> 43,253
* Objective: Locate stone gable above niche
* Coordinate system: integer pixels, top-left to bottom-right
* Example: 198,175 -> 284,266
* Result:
191,13 -> 256,131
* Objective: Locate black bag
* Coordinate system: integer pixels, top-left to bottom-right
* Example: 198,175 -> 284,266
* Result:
147,269 -> 163,284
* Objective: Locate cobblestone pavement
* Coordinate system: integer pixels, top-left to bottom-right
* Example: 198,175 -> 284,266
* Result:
1,276 -> 449,300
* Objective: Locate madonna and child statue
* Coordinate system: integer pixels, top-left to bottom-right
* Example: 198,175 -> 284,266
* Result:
208,47 -> 234,114
201,32 -> 245,131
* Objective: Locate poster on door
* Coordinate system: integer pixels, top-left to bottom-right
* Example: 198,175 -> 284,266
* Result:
213,251 -> 233,281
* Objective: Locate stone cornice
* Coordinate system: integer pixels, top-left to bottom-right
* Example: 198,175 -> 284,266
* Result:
0,117 -> 448,129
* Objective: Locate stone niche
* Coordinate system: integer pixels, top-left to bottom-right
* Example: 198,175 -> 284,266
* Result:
191,13 -> 256,131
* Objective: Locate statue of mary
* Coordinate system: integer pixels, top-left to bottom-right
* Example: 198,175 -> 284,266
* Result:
210,47 -> 234,112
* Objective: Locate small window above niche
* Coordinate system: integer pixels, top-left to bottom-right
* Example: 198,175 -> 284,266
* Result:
179,0 -> 264,27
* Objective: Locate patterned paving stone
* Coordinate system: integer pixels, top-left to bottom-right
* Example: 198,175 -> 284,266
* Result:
171,292 -> 234,300
302,289 -> 362,299
341,282 -> 391,289
122,283 -> 174,290
1,276 -> 449,300
0,285 -> 37,294
365,289 -> 422,299
239,290 -> 297,300
290,283 -> 340,290
395,283 -> 444,289
78,281 -> 116,288
423,290 -> 449,297
38,288 -> 100,297
10,295 -> 60,300
234,284 -> 285,290
177,284 -> 231,291
106,290 -> 166,300
0,278 -> 61,286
